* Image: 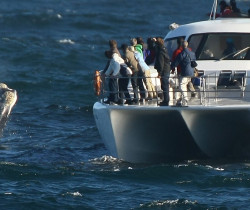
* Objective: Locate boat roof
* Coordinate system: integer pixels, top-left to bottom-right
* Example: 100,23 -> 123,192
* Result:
165,18 -> 250,40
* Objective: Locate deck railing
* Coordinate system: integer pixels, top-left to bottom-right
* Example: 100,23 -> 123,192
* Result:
94,70 -> 250,106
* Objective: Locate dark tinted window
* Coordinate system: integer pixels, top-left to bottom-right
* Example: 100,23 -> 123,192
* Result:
189,33 -> 250,60
165,36 -> 185,59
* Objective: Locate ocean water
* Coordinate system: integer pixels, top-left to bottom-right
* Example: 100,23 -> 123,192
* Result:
1,0 -> 250,209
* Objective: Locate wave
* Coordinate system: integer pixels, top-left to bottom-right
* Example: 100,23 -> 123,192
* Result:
90,155 -> 122,164
58,39 -> 75,45
138,199 -> 205,209
63,191 -> 83,197
88,155 -> 132,172
0,12 -> 63,28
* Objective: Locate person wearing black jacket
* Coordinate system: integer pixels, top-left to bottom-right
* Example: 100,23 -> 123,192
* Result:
154,37 -> 171,106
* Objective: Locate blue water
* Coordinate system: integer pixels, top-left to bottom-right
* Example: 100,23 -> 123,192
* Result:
1,0 -> 250,209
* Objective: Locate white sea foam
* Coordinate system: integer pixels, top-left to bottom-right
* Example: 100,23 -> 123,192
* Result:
66,192 -> 82,197
205,165 -> 224,171
140,199 -> 198,207
72,192 -> 82,197
0,161 -> 26,166
58,39 -> 75,44
174,164 -> 189,168
57,14 -> 62,19
89,155 -> 127,172
176,180 -> 192,184
90,155 -> 121,163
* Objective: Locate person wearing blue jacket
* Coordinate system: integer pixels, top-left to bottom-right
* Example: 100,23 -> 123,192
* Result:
171,41 -> 195,106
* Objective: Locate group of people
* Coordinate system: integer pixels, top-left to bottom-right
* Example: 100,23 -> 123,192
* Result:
219,0 -> 250,18
102,37 -> 197,107
219,0 -> 241,17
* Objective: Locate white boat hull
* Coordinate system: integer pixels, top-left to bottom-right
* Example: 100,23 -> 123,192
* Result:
93,102 -> 204,163
93,102 -> 250,163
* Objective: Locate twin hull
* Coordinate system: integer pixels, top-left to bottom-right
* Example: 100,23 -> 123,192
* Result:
93,102 -> 250,163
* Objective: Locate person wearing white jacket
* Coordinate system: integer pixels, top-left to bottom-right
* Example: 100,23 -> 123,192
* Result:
105,52 -> 132,104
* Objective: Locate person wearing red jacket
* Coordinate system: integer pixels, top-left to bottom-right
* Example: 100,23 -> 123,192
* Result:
219,0 -> 233,17
171,38 -> 184,75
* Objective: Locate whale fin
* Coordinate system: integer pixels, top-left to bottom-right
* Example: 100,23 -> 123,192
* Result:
0,84 -> 17,137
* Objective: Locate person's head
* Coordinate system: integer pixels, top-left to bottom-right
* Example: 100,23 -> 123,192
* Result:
182,41 -> 189,49
105,50 -> 112,59
219,0 -> 227,11
226,38 -> 234,47
226,38 -> 233,43
147,37 -> 155,49
230,0 -> 236,7
130,38 -> 137,46
136,37 -> 144,45
177,37 -> 184,47
109,40 -> 117,49
120,43 -> 128,52
156,37 -> 165,46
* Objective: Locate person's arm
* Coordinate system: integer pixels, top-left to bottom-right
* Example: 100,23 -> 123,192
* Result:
112,61 -> 120,76
157,52 -> 164,76
171,53 -> 181,69
105,60 -> 113,76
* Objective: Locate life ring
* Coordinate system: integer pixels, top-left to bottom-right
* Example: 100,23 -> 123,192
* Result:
93,70 -> 102,96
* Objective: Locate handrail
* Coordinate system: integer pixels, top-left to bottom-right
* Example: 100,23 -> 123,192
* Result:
209,0 -> 218,20
219,46 -> 250,61
94,70 -> 250,106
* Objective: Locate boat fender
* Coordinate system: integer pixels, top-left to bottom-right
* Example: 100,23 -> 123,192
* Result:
94,70 -> 102,96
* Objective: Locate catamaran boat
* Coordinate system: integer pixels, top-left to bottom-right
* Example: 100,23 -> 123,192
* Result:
93,0 -> 250,163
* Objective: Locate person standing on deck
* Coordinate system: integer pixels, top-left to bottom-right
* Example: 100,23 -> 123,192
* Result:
131,38 -> 143,58
103,50 -> 118,104
105,51 -> 131,105
172,37 -> 196,98
109,40 -> 121,57
136,37 -> 147,60
171,41 -> 196,106
230,0 -> 240,14
144,37 -> 156,65
133,45 -> 157,100
154,37 -> 171,106
120,44 -> 146,104
219,0 -> 233,17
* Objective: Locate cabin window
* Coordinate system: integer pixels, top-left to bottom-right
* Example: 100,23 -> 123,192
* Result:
188,33 -> 250,60
165,36 -> 185,59
188,34 -> 203,53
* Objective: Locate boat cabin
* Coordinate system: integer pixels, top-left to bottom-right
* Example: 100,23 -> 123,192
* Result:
165,18 -> 250,72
